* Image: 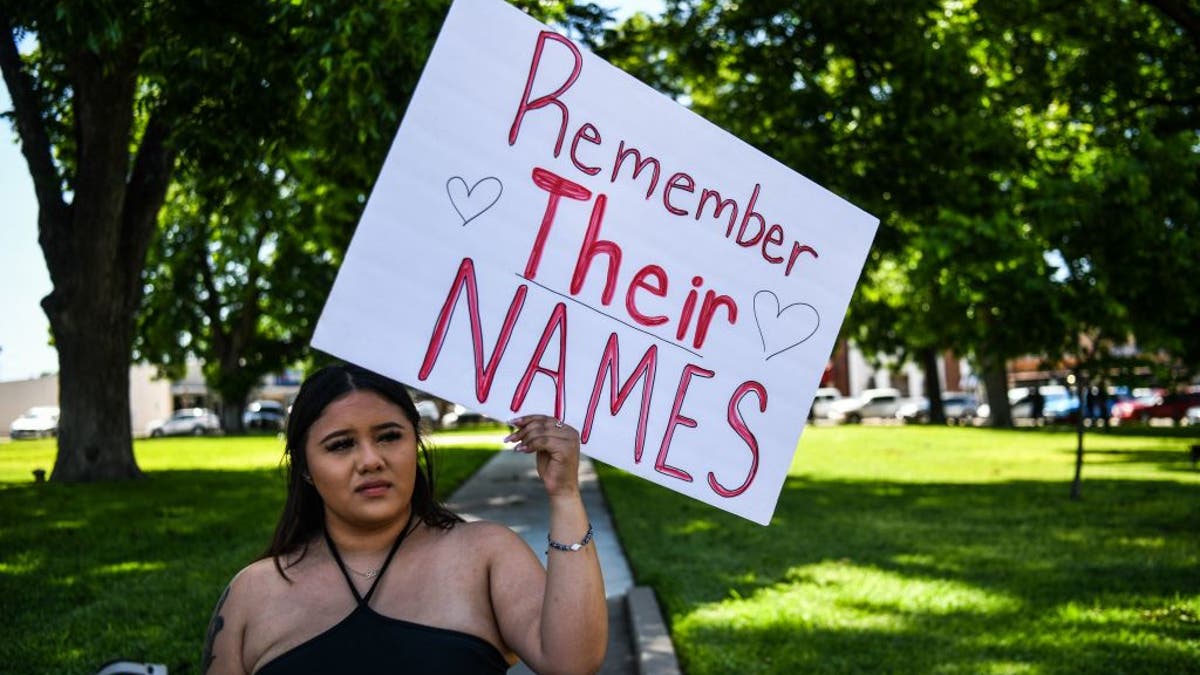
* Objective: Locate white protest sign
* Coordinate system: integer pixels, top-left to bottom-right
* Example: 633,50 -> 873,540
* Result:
312,0 -> 878,525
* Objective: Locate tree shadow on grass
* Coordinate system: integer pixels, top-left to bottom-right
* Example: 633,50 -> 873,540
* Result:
1066,447 -> 1200,475
599,468 -> 1200,674
0,469 -> 282,674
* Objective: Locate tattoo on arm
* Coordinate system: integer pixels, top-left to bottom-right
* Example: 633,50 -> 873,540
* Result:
202,584 -> 231,673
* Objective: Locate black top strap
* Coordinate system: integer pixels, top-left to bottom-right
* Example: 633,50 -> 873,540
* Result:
363,511 -> 416,604
323,511 -> 418,607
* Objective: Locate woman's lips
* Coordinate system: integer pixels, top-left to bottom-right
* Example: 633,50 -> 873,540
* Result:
356,481 -> 391,496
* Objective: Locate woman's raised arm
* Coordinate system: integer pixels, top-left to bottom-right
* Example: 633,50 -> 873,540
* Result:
490,415 -> 608,674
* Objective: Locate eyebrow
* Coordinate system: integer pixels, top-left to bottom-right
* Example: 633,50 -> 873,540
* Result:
318,421 -> 407,446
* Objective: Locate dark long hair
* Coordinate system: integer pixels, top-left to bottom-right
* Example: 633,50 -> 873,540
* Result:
264,363 -> 461,577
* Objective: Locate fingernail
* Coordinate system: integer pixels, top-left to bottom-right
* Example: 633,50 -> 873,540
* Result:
502,433 -> 514,442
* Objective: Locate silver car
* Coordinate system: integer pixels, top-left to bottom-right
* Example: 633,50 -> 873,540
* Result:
148,408 -> 221,437
828,388 -> 904,423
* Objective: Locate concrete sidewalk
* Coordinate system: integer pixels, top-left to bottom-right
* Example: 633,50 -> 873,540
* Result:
441,435 -> 680,675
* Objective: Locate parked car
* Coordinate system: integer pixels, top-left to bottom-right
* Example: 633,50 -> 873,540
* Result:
415,399 -> 442,429
828,388 -> 903,423
1112,391 -> 1200,424
894,397 -> 929,424
943,393 -> 980,423
978,387 -> 1070,423
1012,391 -> 1073,422
147,408 -> 221,437
1110,394 -> 1160,422
1186,406 -> 1200,426
896,393 -> 979,424
1038,390 -> 1133,426
1041,395 -> 1083,425
809,387 -> 844,420
243,400 -> 287,431
9,405 -> 60,439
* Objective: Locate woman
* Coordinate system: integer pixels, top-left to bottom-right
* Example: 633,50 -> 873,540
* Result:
202,363 -> 607,674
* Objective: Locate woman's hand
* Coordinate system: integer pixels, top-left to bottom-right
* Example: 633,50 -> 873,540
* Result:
505,415 -> 581,498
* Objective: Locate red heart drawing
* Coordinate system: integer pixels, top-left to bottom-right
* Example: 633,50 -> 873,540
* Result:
446,176 -> 503,225
753,290 -> 821,361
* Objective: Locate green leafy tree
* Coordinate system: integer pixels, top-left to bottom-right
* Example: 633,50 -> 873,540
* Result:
602,0 -> 1063,425
134,0 -> 614,432
602,0 -> 1198,433
1,1 -> 301,479
134,1 -> 451,431
989,0 -> 1200,495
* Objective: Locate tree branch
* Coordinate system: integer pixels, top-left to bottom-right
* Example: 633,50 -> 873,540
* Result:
197,220 -> 230,352
0,19 -> 68,224
234,226 -> 271,345
1139,0 -> 1200,54
120,112 -> 176,311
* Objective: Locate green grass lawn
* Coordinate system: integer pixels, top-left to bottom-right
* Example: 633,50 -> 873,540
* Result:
0,432 -> 501,675
598,425 -> 1200,675
5,425 -> 1196,674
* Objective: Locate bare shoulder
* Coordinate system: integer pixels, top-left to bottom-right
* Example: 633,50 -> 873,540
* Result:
421,519 -> 533,561
446,519 -> 527,549
230,558 -> 288,597
442,520 -> 541,568
220,556 -> 302,619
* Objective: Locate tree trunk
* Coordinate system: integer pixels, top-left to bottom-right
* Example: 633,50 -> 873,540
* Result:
49,306 -> 142,481
219,398 -> 245,435
921,347 -> 946,424
982,357 -> 1013,428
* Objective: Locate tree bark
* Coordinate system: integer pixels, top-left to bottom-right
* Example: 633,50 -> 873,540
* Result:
982,356 -> 1013,428
50,309 -> 142,480
219,399 -> 245,435
921,347 -> 946,424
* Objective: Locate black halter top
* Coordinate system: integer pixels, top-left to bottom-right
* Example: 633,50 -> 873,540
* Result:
256,519 -> 509,674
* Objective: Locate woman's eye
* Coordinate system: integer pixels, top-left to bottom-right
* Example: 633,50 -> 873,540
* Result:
325,438 -> 354,452
377,430 -> 403,444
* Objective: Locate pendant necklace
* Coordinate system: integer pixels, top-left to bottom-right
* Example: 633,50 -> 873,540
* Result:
344,562 -> 379,579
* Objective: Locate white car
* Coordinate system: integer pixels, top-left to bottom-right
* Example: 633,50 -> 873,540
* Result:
828,388 -> 904,423
147,408 -> 221,437
809,388 -> 845,419
1187,406 -> 1200,426
896,393 -> 980,424
415,400 -> 441,429
9,406 -> 60,440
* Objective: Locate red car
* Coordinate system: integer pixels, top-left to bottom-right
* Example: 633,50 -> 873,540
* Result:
1112,391 -> 1200,424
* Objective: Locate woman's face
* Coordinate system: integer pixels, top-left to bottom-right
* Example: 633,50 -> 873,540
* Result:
304,389 -> 418,531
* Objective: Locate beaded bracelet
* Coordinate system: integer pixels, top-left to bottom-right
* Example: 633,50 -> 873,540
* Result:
546,523 -> 594,555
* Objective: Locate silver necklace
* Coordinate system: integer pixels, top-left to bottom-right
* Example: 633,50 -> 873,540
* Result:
344,562 -> 379,579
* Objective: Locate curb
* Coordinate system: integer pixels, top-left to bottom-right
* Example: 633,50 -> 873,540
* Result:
626,586 -> 682,675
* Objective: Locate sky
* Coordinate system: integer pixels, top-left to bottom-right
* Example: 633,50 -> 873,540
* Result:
0,84 -> 55,382
0,1 -> 663,383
